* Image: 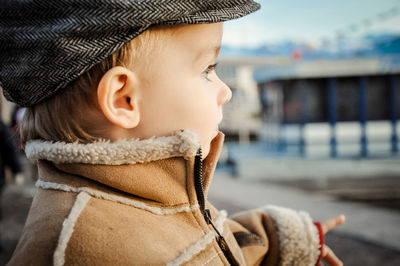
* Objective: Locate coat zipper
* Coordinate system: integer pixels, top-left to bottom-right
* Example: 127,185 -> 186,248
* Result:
194,149 -> 239,266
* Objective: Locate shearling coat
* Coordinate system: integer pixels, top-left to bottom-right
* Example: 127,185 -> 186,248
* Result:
8,131 -> 320,266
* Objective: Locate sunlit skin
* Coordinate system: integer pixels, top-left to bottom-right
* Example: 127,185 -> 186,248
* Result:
97,23 -> 231,158
319,215 -> 346,266
95,23 -> 345,265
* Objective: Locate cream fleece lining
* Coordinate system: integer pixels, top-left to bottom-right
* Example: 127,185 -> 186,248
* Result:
165,210 -> 227,266
36,180 -> 199,215
54,192 -> 91,266
260,205 -> 320,266
25,130 -> 200,165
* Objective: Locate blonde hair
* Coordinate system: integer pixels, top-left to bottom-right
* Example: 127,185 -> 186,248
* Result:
20,25 -> 177,147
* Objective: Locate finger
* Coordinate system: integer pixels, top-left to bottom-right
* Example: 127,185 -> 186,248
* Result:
322,245 -> 343,266
322,215 -> 346,234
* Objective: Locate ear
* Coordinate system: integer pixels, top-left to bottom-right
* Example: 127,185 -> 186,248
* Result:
97,66 -> 140,129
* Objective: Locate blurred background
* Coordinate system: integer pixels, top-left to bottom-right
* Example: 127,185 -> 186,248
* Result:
1,0 -> 400,265
210,0 -> 400,265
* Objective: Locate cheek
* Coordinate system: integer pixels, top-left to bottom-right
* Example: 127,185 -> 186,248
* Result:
189,89 -> 218,121
141,77 -> 218,135
172,79 -> 215,114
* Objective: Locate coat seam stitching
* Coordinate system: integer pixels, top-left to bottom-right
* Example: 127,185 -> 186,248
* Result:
201,251 -> 224,266
216,247 -> 230,266
36,180 -> 199,215
165,212 -> 226,265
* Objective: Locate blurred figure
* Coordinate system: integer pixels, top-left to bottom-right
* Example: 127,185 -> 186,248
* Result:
10,105 -> 26,146
0,113 -> 24,253
0,119 -> 24,187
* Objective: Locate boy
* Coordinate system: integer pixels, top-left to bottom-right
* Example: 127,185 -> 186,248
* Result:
1,0 -> 344,265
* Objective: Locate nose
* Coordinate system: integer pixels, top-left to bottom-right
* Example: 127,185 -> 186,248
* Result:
217,78 -> 232,106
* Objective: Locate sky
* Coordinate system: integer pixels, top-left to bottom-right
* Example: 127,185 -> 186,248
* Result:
222,0 -> 400,47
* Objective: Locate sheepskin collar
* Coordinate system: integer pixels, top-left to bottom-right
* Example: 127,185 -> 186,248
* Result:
27,131 -> 225,206
25,130 -> 201,165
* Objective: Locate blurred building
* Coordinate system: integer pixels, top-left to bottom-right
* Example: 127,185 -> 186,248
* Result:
216,56 -> 289,143
217,55 -> 400,158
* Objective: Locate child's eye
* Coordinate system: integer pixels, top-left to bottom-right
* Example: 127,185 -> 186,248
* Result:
202,63 -> 218,81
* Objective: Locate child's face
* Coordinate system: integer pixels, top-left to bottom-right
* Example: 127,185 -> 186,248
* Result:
134,23 -> 231,157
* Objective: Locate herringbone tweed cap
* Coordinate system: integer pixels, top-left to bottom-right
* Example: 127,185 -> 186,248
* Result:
0,0 -> 260,107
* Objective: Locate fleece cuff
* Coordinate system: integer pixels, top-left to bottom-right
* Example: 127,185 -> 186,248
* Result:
259,205 -> 320,266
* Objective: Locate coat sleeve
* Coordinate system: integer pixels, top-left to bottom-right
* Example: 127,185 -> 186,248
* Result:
227,205 -> 320,266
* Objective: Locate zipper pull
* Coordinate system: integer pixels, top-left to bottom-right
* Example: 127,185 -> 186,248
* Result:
204,209 -> 222,239
217,235 -> 240,266
204,209 -> 240,266
218,236 -> 230,254
204,209 -> 213,225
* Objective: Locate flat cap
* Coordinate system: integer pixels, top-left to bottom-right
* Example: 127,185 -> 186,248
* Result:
0,0 -> 260,107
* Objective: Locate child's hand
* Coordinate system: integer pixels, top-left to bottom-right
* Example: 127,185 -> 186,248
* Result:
318,215 -> 346,266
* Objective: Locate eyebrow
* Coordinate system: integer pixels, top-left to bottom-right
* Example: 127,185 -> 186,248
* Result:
195,45 -> 221,62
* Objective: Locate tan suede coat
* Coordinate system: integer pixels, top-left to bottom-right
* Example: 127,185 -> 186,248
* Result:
8,131 -> 319,266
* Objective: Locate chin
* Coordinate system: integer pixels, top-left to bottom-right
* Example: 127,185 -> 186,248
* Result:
212,129 -> 219,138
200,132 -> 218,159
201,144 -> 210,160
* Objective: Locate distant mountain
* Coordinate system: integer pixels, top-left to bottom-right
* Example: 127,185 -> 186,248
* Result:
220,33 -> 400,60
373,36 -> 400,54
